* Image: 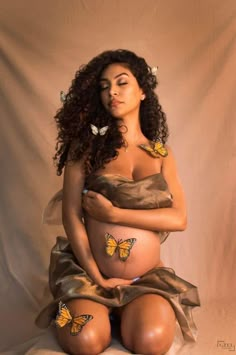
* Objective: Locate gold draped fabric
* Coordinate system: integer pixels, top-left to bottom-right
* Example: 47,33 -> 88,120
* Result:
36,237 -> 200,342
43,173 -> 173,243
36,173 -> 200,342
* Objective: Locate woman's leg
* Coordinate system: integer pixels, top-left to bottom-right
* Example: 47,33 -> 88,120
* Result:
120,294 -> 176,355
55,299 -> 111,355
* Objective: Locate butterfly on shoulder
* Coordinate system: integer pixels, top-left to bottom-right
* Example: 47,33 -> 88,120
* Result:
90,124 -> 109,136
105,233 -> 137,262
55,301 -> 93,336
138,140 -> 168,158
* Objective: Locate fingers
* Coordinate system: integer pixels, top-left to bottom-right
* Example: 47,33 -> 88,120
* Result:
87,191 -> 97,198
82,190 -> 93,206
82,190 -> 98,198
82,190 -> 99,211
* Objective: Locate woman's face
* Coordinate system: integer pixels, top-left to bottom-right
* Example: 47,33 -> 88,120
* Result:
99,63 -> 145,119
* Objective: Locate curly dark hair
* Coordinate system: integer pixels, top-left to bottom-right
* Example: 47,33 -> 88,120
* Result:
54,49 -> 169,176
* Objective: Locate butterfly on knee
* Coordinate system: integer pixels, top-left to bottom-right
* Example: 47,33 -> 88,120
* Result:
105,233 -> 137,262
55,301 -> 93,336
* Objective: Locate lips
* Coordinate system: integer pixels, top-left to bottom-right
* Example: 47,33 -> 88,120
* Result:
109,100 -> 122,107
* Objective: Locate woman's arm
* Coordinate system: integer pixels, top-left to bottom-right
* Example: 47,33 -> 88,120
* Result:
62,158 -> 105,285
83,146 -> 187,232
62,158 -> 134,287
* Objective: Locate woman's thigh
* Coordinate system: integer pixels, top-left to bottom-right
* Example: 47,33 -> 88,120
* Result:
120,294 -> 176,355
55,298 -> 111,355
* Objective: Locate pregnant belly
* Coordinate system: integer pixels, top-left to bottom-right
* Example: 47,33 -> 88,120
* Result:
85,216 -> 162,279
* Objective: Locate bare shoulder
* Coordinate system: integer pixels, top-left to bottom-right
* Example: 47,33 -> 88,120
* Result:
161,145 -> 178,175
161,145 -> 186,211
64,143 -> 88,189
62,157 -> 86,218
63,159 -> 85,189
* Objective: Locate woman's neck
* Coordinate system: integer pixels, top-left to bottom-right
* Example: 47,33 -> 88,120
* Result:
119,117 -> 146,148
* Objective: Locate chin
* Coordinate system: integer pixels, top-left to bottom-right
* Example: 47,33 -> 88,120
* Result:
108,110 -> 124,119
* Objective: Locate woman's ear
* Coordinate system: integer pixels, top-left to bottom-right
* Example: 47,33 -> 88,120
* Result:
141,93 -> 146,101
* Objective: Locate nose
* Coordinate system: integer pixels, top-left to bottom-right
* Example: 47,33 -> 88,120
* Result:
108,85 -> 118,97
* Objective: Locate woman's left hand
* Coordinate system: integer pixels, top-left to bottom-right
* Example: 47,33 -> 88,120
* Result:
82,190 -> 116,222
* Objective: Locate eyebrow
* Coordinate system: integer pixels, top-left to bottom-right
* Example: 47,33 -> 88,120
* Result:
99,72 -> 129,81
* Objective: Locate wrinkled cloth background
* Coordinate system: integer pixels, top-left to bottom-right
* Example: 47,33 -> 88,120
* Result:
0,1 -> 236,354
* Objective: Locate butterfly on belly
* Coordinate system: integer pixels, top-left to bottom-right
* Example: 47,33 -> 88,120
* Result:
55,301 -> 93,336
138,140 -> 168,158
105,233 -> 137,262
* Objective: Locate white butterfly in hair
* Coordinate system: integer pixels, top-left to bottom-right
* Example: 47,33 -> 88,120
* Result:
60,91 -> 66,103
151,66 -> 158,75
90,124 -> 109,136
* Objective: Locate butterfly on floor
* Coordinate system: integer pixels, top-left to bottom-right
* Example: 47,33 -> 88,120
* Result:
138,140 -> 168,158
105,233 -> 137,262
55,301 -> 93,336
90,124 -> 109,136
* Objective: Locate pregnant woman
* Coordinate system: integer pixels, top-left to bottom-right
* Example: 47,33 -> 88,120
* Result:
36,49 -> 200,355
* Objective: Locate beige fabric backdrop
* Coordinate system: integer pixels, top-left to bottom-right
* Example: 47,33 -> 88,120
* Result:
0,1 -> 236,354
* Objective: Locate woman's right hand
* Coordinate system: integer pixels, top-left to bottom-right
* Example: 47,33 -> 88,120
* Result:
99,277 -> 134,290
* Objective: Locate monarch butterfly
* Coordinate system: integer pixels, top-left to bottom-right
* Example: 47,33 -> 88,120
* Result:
90,124 -> 109,136
55,301 -> 93,336
105,233 -> 137,262
138,140 -> 168,158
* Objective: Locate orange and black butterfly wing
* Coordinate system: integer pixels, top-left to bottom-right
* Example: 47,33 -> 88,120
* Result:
105,233 -> 118,257
138,141 -> 168,158
118,238 -> 137,262
138,143 -> 159,158
70,314 -> 93,336
153,141 -> 168,157
55,301 -> 72,328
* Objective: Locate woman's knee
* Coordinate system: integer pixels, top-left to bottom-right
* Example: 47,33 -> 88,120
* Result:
126,325 -> 174,355
55,299 -> 111,355
56,326 -> 111,355
121,294 -> 176,354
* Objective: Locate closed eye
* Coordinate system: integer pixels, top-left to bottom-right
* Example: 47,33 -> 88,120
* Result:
100,85 -> 109,91
99,82 -> 127,91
